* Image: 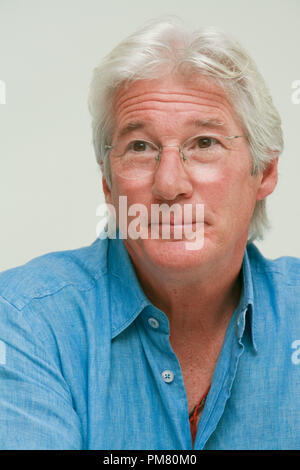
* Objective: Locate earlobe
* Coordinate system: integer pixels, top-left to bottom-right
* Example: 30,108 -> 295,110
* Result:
102,176 -> 112,205
256,157 -> 278,201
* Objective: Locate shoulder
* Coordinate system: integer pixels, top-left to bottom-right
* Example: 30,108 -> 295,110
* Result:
0,237 -> 109,311
247,243 -> 300,322
246,245 -> 300,358
247,243 -> 300,285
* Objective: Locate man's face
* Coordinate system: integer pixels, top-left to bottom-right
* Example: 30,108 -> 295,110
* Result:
103,74 -> 277,275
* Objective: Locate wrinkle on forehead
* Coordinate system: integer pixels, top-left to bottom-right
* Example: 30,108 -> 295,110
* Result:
115,87 -> 229,111
114,74 -> 229,106
113,75 -> 241,135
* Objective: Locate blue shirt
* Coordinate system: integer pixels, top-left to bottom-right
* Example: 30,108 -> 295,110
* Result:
0,236 -> 300,450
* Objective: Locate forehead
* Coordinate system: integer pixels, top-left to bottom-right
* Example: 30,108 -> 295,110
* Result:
112,74 -> 241,135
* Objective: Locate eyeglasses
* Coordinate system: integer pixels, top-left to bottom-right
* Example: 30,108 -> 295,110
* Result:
105,133 -> 245,180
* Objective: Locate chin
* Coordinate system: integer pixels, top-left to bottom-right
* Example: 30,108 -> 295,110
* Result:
132,237 -> 211,271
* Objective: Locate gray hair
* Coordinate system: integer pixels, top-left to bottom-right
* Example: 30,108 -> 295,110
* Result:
88,16 -> 283,241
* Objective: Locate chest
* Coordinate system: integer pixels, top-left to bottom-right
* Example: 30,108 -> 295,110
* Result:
172,339 -> 224,416
180,365 -> 212,417
84,318 -> 300,450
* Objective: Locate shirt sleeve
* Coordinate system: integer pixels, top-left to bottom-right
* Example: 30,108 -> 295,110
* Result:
0,295 -> 83,449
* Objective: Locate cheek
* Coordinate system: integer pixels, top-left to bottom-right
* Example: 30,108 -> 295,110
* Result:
195,165 -> 257,215
193,167 -> 232,204
109,175 -> 153,215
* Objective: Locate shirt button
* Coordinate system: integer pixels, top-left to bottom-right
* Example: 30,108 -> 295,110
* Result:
148,317 -> 160,329
161,370 -> 174,383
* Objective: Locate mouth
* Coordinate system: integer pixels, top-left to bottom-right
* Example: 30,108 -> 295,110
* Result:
146,221 -> 204,240
149,220 -> 206,227
150,222 -> 201,230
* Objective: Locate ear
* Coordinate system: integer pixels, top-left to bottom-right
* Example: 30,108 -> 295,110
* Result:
102,175 -> 112,205
256,156 -> 278,201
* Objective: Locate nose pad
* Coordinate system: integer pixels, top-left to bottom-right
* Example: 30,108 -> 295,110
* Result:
156,145 -> 186,167
155,145 -> 185,173
179,147 -> 187,162
152,146 -> 193,201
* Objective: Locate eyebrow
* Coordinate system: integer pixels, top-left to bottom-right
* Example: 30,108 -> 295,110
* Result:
117,118 -> 227,139
118,122 -> 145,138
187,118 -> 226,129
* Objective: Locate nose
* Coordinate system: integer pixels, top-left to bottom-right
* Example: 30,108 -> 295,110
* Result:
151,146 -> 193,201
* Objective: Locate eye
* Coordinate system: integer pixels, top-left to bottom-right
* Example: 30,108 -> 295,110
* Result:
196,136 -> 218,148
128,140 -> 149,152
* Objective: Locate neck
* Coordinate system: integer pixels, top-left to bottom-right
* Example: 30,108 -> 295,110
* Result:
125,240 -> 245,338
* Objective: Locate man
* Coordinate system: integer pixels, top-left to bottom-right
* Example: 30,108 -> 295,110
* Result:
0,17 -> 299,450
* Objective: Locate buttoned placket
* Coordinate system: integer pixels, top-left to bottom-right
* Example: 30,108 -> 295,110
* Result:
136,305 -> 192,449
195,306 -> 249,449
135,302 -> 250,449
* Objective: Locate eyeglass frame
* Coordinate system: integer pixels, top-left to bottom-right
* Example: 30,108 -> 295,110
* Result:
104,133 -> 246,163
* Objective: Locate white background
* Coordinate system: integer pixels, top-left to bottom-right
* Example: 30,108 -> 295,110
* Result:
0,0 -> 300,271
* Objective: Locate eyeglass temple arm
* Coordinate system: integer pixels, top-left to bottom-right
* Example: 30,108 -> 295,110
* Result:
226,135 -> 246,141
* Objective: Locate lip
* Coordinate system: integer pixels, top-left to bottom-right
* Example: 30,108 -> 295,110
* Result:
144,204 -> 206,226
165,215 -> 198,225
147,221 -> 205,234
149,221 -> 205,226
145,221 -> 205,243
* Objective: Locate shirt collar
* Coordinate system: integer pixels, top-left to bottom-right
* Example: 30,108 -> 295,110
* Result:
108,236 -> 151,339
108,236 -> 258,352
235,243 -> 258,353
